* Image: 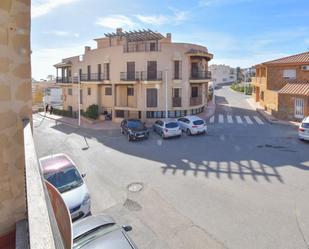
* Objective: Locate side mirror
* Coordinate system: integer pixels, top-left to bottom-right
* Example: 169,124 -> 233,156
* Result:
81,173 -> 86,178
122,225 -> 132,232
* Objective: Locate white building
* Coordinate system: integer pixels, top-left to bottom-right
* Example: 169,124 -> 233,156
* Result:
209,64 -> 236,86
44,86 -> 63,107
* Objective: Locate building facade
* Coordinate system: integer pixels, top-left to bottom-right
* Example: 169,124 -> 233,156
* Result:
209,64 -> 236,86
252,52 -> 309,121
54,29 -> 213,122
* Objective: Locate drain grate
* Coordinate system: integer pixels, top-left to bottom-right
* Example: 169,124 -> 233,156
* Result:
127,182 -> 143,192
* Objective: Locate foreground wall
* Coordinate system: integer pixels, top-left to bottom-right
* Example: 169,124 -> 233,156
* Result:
0,0 -> 31,236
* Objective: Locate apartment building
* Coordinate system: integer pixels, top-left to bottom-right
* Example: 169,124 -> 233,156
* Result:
54,28 -> 213,122
209,64 -> 236,86
252,52 -> 309,121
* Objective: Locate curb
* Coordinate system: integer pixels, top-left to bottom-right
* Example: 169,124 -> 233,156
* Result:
256,109 -> 298,127
37,112 -> 79,128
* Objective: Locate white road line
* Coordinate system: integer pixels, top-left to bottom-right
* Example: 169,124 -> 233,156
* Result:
227,115 -> 233,124
209,116 -> 215,123
236,116 -> 243,124
244,116 -> 253,124
253,116 -> 264,125
218,114 -> 224,124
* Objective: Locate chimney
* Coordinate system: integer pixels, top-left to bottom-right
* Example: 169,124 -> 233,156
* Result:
84,46 -> 91,53
166,33 -> 171,41
116,28 -> 123,34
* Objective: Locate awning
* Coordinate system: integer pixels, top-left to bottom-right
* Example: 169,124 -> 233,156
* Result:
53,61 -> 72,68
278,81 -> 309,95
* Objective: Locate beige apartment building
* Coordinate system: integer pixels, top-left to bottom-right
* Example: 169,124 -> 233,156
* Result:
54,28 -> 213,122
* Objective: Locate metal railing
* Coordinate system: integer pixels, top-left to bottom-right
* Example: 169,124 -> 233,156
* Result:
190,96 -> 202,106
190,71 -> 211,80
141,71 -> 162,81
80,73 -> 106,81
23,119 -> 64,249
123,42 -> 160,53
56,77 -> 72,83
120,71 -> 142,81
172,97 -> 182,107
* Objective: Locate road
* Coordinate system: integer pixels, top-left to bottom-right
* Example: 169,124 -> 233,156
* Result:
33,85 -> 309,249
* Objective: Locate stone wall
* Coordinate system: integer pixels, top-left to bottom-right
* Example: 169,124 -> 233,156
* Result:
0,0 -> 31,236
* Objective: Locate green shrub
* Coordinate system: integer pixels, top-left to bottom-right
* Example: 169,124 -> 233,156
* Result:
53,108 -> 73,117
84,104 -> 99,120
239,86 -> 244,92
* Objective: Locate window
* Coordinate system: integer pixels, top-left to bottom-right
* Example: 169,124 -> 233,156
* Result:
104,63 -> 110,80
127,62 -> 135,80
174,61 -> 182,79
80,90 -> 83,104
150,42 -> 156,51
127,87 -> 134,96
173,88 -> 181,98
68,106 -> 72,112
146,88 -> 157,107
98,64 -> 102,80
191,86 -> 198,98
87,88 -> 91,96
87,65 -> 91,80
115,110 -> 124,118
283,69 -> 296,79
147,61 -> 157,80
105,87 -> 112,96
79,69 -> 82,79
68,88 -> 72,95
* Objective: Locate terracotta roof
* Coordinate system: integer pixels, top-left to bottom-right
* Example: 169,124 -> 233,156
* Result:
262,52 -> 309,65
278,81 -> 309,95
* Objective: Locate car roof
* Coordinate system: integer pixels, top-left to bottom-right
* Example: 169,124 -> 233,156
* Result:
302,116 -> 309,123
183,115 -> 203,121
157,118 -> 177,123
39,153 -> 74,174
73,214 -> 115,240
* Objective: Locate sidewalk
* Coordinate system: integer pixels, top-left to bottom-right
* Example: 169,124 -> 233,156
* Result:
198,97 -> 216,120
246,98 -> 300,127
37,112 -> 120,130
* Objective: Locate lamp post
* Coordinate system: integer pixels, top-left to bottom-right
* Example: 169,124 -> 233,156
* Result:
165,69 -> 168,119
74,72 -> 81,126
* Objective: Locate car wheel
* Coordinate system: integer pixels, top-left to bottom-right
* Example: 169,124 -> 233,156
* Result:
127,134 -> 131,141
186,129 -> 191,136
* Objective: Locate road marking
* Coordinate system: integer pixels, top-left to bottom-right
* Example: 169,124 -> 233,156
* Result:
244,116 -> 253,124
227,115 -> 233,124
253,116 -> 264,125
218,114 -> 224,124
236,116 -> 243,124
209,116 -> 215,123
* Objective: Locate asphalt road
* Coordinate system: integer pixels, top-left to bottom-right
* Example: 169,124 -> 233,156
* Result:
33,85 -> 309,249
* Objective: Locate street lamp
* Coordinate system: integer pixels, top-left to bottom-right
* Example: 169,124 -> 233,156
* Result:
74,72 -> 81,126
165,69 -> 168,119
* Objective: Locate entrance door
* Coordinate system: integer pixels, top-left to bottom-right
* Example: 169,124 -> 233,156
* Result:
191,62 -> 198,79
295,98 -> 304,118
127,62 -> 135,80
147,61 -> 157,80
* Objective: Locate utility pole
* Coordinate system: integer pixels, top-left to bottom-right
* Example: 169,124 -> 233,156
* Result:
165,70 -> 168,119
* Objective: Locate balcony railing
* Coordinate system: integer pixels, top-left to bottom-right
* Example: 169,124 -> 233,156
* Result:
172,97 -> 182,107
81,73 -> 106,81
56,77 -> 72,83
120,71 -> 142,81
190,96 -> 202,106
141,71 -> 162,81
190,71 -> 211,80
123,42 -> 160,53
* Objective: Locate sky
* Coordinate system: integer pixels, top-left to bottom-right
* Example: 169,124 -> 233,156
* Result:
31,0 -> 309,80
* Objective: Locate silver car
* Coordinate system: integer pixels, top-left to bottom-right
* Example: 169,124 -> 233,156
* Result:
73,214 -> 138,249
153,119 -> 182,138
39,154 -> 91,221
299,116 -> 309,141
177,115 -> 207,135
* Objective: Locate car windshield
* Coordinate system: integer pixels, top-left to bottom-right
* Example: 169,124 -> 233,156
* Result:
44,166 -> 83,193
193,120 -> 204,125
165,122 -> 179,128
73,223 -> 118,249
127,120 -> 143,129
302,123 -> 309,128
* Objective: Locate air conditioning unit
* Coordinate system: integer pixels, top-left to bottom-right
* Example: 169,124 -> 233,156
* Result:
301,65 -> 309,71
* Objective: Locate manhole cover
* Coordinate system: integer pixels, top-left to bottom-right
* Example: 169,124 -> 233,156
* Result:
127,182 -> 143,192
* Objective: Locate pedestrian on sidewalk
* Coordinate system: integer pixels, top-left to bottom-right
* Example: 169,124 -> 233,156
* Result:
50,105 -> 54,115
45,104 -> 49,113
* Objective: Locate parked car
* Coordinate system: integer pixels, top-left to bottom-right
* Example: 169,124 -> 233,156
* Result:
298,116 -> 309,141
73,214 -> 138,249
120,119 -> 149,141
39,154 -> 91,221
153,119 -> 182,138
177,115 -> 207,135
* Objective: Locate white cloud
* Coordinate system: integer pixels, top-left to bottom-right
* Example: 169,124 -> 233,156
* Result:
43,30 -> 79,37
135,15 -> 168,26
32,0 -> 79,18
95,15 -> 137,29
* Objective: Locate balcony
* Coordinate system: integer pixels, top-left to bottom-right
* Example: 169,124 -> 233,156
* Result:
56,77 -> 72,83
123,42 -> 160,53
141,71 -> 162,81
190,96 -> 202,106
190,71 -> 211,80
172,97 -> 182,107
80,73 -> 106,82
120,72 -> 142,81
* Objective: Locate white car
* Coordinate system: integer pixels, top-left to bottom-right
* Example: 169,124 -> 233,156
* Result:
39,154 -> 91,221
153,119 -> 182,138
177,115 -> 207,135
299,116 -> 309,141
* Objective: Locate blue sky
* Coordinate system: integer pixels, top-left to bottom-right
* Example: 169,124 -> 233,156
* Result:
31,0 -> 309,80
